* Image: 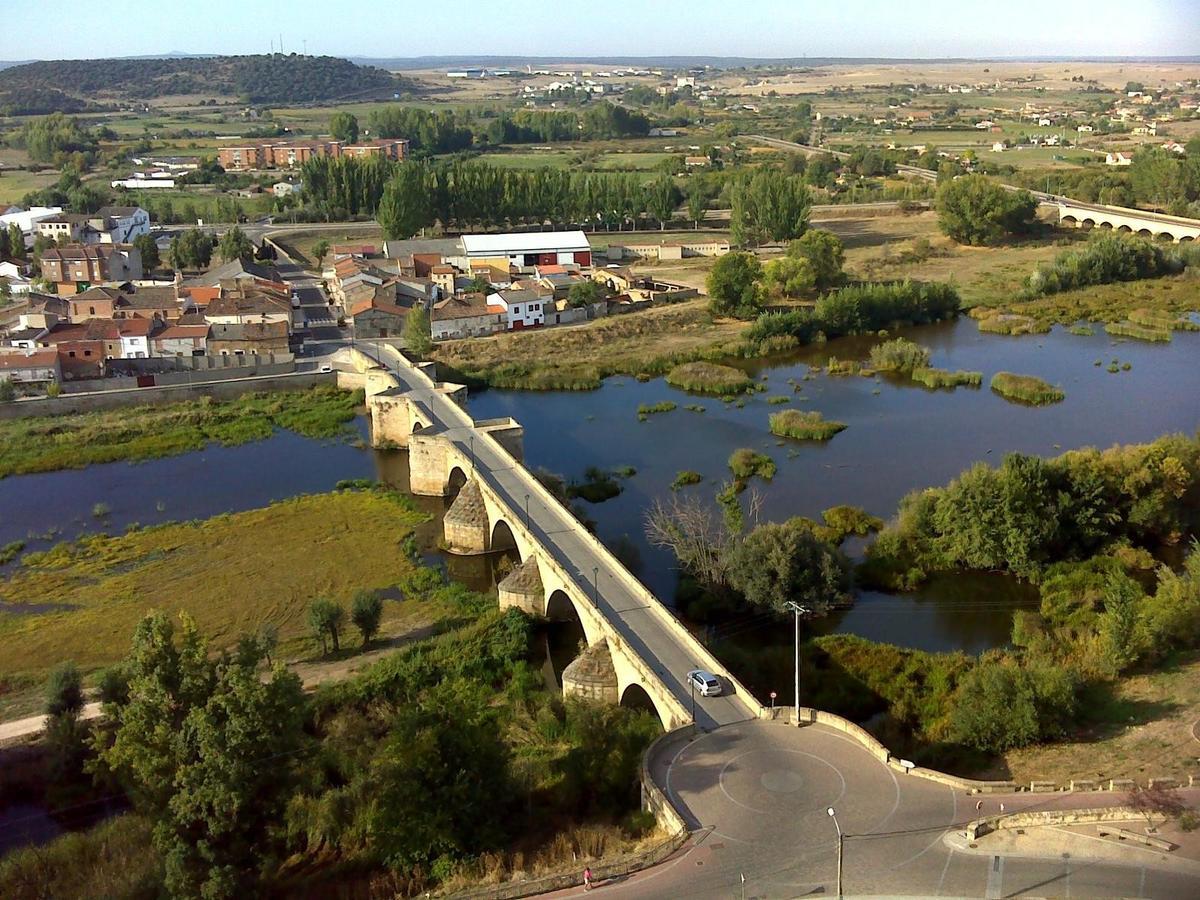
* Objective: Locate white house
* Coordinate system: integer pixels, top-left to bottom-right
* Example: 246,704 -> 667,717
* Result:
1106,152 -> 1134,166
0,206 -> 63,249
1077,124 -> 1094,133
0,260 -> 32,295
111,176 -> 176,189
93,206 -> 150,243
488,288 -> 545,330
0,348 -> 61,385
117,319 -> 153,358
991,141 -> 1006,152
273,181 -> 302,197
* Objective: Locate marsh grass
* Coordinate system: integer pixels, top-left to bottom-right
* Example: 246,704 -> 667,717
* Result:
1104,321 -> 1172,343
636,401 -> 676,421
976,313 -> 1051,336
990,372 -> 1065,405
0,386 -> 364,478
671,470 -> 704,490
910,367 -> 983,390
665,362 -> 754,394
769,409 -> 848,441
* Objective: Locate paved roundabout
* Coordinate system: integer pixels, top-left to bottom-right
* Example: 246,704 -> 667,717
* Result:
553,718 -> 1200,899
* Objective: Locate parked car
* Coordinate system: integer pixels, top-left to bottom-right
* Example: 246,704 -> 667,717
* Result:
687,669 -> 723,697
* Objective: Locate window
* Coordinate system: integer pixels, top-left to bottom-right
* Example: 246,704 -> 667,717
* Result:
84,350 -> 91,357
513,306 -> 521,314
89,306 -> 95,315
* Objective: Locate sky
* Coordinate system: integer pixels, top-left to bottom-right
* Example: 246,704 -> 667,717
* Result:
3,0 -> 1198,61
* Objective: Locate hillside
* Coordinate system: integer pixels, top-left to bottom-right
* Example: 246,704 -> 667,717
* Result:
0,54 -> 403,105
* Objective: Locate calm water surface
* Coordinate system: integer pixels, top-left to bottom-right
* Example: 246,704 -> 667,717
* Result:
2,318 -> 1197,655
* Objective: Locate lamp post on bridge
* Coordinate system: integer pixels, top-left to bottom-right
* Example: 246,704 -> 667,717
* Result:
784,601 -> 810,726
524,492 -> 531,530
468,435 -> 475,474
827,807 -> 844,899
592,566 -> 599,606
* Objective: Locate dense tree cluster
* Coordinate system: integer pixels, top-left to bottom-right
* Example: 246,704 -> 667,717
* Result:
1026,232 -> 1193,296
728,169 -> 811,246
743,281 -> 962,350
935,174 -> 1038,245
0,54 -> 400,104
12,113 -> 98,164
865,434 -> 1200,587
478,104 -> 651,144
0,87 -> 88,116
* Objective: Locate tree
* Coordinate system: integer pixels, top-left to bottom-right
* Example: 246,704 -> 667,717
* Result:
329,111 -> 359,143
350,590 -> 384,647
949,656 -> 1078,753
0,379 -> 15,403
46,661 -> 84,718
643,175 -> 678,229
1099,574 -> 1145,675
308,598 -> 345,654
404,304 -> 434,356
92,613 -> 306,899
567,279 -> 605,308
935,175 -> 1037,245
762,255 -> 816,297
706,251 -> 764,319
725,519 -> 850,614
170,228 -> 213,270
378,161 -> 433,239
217,225 -> 254,263
730,170 -> 810,246
5,222 -> 23,260
132,233 -> 160,272
787,229 -> 844,290
311,238 -> 330,268
686,185 -> 707,228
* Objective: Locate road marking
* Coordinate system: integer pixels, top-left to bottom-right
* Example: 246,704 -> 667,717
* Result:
935,849 -> 954,896
717,747 -> 846,815
1138,864 -> 1146,897
985,854 -> 1003,900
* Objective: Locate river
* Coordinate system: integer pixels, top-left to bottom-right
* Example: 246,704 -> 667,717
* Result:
2,318 -> 1198,657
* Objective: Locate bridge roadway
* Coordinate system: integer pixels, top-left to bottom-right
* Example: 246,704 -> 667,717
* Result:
365,345 -> 760,731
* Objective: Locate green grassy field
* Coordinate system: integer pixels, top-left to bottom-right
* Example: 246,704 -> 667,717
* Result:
0,167 -> 62,205
0,489 -> 434,719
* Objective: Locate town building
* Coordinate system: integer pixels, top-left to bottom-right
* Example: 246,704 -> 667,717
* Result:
1106,152 -> 1134,166
0,206 -> 64,249
153,324 -> 210,357
349,292 -> 414,339
207,321 -> 290,355
431,293 -> 505,341
0,349 -> 61,386
39,244 -> 143,295
37,207 -> 152,244
460,230 -> 592,271
488,288 -> 546,330
217,138 -> 409,171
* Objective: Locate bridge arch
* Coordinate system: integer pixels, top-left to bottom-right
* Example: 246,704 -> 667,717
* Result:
1062,215 -> 1077,225
1137,228 -> 1153,238
1117,224 -> 1132,233
1080,218 -> 1094,230
490,518 -> 520,558
546,588 -> 597,645
446,465 -> 468,501
1098,221 -> 1113,230
620,682 -> 668,727
1181,236 -> 1195,243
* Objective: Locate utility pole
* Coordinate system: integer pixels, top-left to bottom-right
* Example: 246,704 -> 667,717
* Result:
827,807 -> 843,899
785,601 -> 810,725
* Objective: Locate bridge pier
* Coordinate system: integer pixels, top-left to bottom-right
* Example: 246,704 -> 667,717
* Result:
562,639 -> 619,705
443,480 -> 490,554
498,555 -> 543,615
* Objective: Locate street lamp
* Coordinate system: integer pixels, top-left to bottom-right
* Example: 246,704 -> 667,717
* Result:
468,435 -> 475,473
592,566 -> 599,606
827,807 -> 843,900
524,492 -> 531,530
784,601 -> 810,726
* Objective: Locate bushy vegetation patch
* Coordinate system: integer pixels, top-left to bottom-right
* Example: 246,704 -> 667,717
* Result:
1026,233 -> 1187,297
868,337 -> 931,372
728,448 -> 776,482
1104,321 -> 1172,342
910,367 -> 982,389
976,313 -> 1051,336
990,372 -> 1065,405
769,409 -> 847,441
665,361 -> 754,394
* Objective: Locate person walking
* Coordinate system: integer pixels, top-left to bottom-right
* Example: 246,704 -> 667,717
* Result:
583,866 -> 593,891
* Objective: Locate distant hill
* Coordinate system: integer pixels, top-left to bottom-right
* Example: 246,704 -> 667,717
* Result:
0,54 -> 405,106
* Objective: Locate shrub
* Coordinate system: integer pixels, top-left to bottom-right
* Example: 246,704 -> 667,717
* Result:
728,448 -> 776,481
636,401 -> 676,421
1026,233 -> 1181,297
665,362 -> 753,394
910,367 -> 982,389
868,337 -> 931,372
769,409 -> 847,441
671,470 -> 704,490
990,372 -> 1065,405
1104,321 -> 1172,343
350,590 -> 384,647
45,662 -> 83,718
936,174 -> 1038,245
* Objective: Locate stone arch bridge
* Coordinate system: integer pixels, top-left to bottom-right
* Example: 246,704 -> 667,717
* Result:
1057,200 -> 1200,242
340,344 -> 763,732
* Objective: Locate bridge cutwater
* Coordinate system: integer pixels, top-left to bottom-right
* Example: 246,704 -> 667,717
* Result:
336,344 -> 765,732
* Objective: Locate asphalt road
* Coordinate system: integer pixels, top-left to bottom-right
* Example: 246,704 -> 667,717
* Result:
554,720 -> 1200,899
366,344 -> 760,729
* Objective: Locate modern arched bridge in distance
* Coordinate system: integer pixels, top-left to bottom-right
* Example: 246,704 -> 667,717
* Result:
346,343 -> 764,733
